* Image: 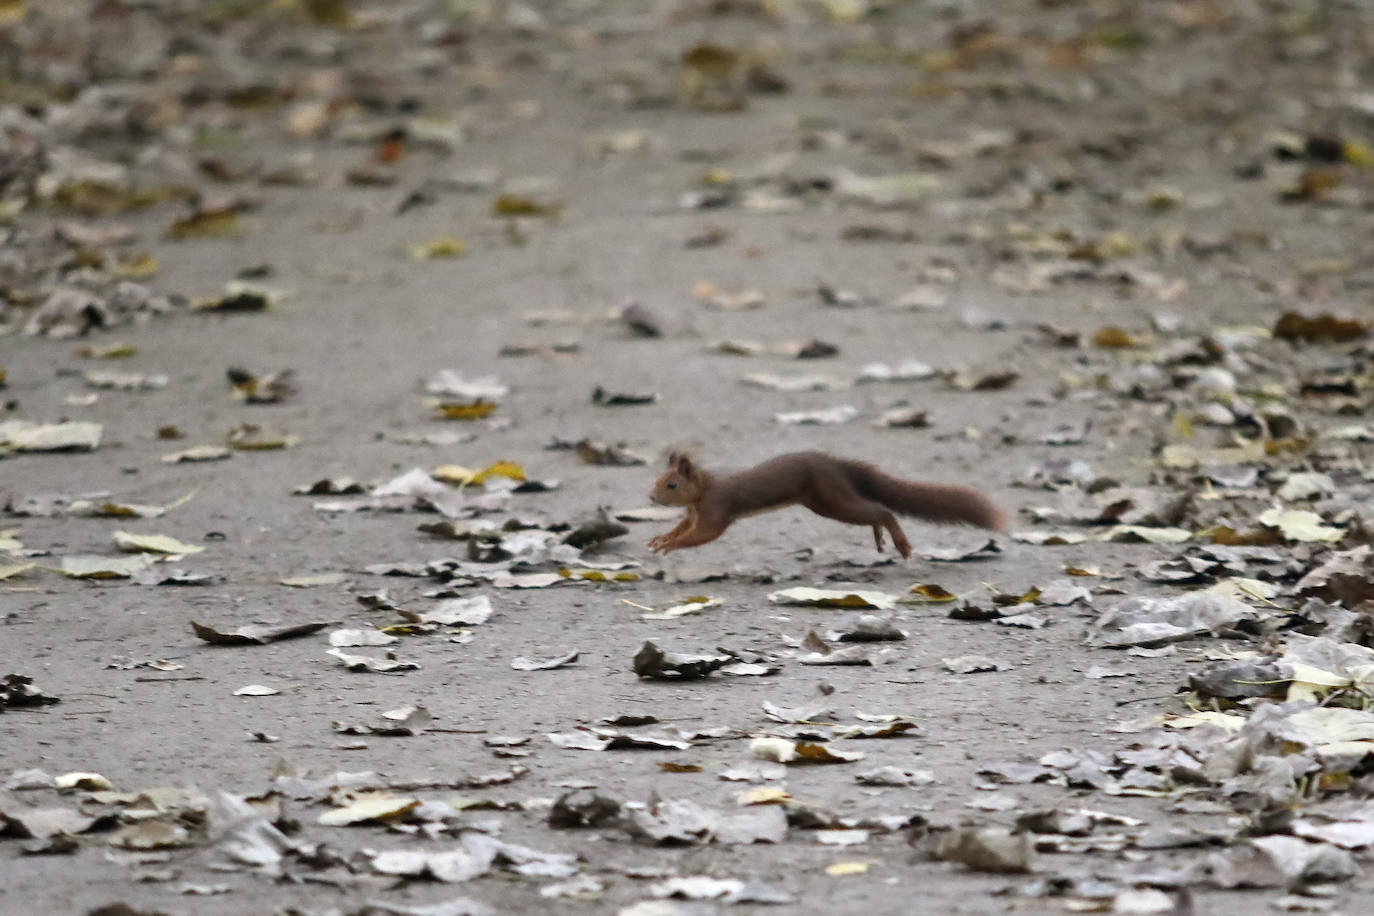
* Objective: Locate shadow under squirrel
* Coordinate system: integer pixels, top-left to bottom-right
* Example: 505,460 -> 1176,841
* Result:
648,451 -> 1005,559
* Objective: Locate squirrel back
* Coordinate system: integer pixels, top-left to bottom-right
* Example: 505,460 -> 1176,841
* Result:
840,459 -> 1005,531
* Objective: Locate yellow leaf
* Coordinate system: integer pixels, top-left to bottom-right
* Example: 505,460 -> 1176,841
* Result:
77,342 -> 138,359
433,400 -> 496,420
432,464 -> 480,486
0,1 -> 25,28
299,0 -> 352,27
166,208 -> 239,240
659,762 -> 701,773
768,587 -> 897,609
1092,325 -> 1146,348
409,236 -> 467,260
825,861 -> 870,876
473,460 -> 525,484
0,563 -> 35,581
52,180 -> 176,216
560,568 -> 605,581
492,194 -> 561,218
737,786 -> 790,806
113,252 -> 158,279
557,569 -> 641,583
906,583 -> 956,602
432,461 -> 527,486
1344,140 -> 1373,167
317,794 -> 419,827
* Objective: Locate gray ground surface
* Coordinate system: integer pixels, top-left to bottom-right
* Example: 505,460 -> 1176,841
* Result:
3,1 -> 1374,914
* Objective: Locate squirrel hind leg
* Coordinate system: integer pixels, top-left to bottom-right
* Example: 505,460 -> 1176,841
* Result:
804,492 -> 912,559
873,522 -> 911,558
885,519 -> 912,558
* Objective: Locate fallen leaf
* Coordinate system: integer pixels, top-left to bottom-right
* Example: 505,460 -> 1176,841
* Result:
640,597 -> 724,620
329,628 -> 399,648
824,861 -> 870,876
855,767 -> 934,787
1087,593 -> 1260,648
0,563 -> 35,581
280,573 -> 347,588
835,169 -> 942,207
227,367 -> 295,404
59,554 -> 157,579
1092,326 -> 1150,348
409,236 -> 467,260
112,532 -> 204,555
492,193 -> 561,218
190,620 -> 329,646
226,424 -> 298,450
768,588 -> 897,610
775,405 -> 858,425
633,642 -> 731,679
591,386 -> 658,406
83,370 -> 168,390
743,372 -> 849,392
857,360 -> 935,382
432,400 -> 498,420
940,370 -> 1018,391
1257,508 -> 1344,543
907,583 -> 957,602
318,793 -> 420,827
166,207 -> 239,240
0,421 -> 102,452
511,651 -> 579,671
574,439 -> 647,466
406,595 -> 493,627
53,772 -> 111,791
326,648 -> 420,673
162,445 -> 232,463
942,655 -> 1006,674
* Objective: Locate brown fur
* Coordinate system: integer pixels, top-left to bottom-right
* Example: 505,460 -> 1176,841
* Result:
648,451 -> 1005,559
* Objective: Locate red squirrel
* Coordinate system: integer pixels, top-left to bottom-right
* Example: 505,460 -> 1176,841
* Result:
648,451 -> 1005,559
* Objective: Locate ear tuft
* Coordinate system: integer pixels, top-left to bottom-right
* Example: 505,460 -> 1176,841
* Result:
675,453 -> 695,478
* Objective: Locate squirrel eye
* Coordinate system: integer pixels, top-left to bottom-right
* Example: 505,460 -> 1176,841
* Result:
666,482 -> 677,489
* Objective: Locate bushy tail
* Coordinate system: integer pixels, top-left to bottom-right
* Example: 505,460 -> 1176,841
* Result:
845,462 -> 1006,531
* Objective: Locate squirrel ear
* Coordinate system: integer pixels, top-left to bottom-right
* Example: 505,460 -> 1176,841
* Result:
675,453 -> 695,479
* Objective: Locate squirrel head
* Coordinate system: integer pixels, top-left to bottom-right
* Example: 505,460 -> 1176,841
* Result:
649,451 -> 704,506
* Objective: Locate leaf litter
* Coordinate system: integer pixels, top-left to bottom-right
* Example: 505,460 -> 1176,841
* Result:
6,1 -> 1374,913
